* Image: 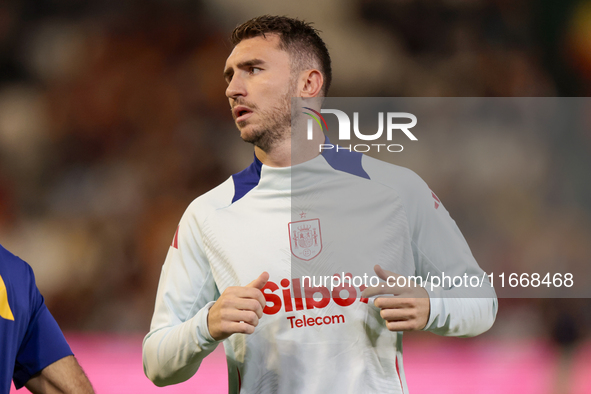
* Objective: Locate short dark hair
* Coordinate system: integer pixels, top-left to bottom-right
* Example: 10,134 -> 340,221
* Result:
231,15 -> 332,96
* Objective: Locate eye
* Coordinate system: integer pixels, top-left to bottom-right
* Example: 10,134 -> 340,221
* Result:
249,67 -> 262,75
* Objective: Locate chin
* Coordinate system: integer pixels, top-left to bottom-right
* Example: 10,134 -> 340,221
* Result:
239,126 -> 260,144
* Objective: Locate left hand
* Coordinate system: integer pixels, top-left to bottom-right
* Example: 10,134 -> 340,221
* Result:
361,265 -> 430,331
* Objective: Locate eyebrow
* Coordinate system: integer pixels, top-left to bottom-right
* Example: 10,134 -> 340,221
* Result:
224,58 -> 266,81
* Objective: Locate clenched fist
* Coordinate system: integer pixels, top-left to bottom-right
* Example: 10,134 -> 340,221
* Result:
361,265 -> 430,331
207,272 -> 269,341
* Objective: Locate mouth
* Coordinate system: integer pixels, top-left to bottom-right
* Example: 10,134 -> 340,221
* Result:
233,106 -> 254,122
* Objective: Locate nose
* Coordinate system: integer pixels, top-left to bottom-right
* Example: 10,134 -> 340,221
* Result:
226,74 -> 246,100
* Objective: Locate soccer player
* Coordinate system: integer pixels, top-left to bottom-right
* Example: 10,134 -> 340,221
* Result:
0,244 -> 94,394
143,15 -> 497,393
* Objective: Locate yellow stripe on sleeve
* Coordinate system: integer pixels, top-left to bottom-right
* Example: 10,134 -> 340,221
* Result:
0,274 -> 14,321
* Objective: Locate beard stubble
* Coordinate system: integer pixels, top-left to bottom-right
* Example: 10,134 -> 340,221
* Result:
236,84 -> 295,153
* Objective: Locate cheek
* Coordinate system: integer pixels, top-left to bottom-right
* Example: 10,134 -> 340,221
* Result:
265,74 -> 293,94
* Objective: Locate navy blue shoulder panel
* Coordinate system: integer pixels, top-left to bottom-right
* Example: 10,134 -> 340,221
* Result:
321,137 -> 370,180
231,154 -> 263,203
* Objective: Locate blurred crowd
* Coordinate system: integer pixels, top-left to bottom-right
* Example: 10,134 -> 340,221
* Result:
0,0 -> 590,349
0,0 -> 241,330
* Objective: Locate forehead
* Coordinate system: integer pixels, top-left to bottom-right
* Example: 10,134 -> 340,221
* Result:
225,34 -> 288,68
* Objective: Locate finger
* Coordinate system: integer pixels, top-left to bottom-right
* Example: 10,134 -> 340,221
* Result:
246,272 -> 269,309
221,309 -> 260,326
227,288 -> 266,311
235,310 -> 260,326
374,296 -> 415,309
227,321 -> 256,335
232,298 -> 264,318
247,271 -> 270,290
219,287 -> 266,312
360,283 -> 391,298
374,264 -> 400,283
380,308 -> 413,322
244,287 -> 267,310
360,282 -> 406,298
385,320 -> 423,332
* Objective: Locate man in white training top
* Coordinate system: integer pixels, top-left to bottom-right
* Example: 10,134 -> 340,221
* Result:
143,15 -> 497,394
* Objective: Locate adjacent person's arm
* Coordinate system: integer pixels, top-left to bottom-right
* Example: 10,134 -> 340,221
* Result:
25,355 -> 94,394
12,262 -> 86,391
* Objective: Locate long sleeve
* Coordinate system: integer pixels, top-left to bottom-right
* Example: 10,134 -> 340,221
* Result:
403,169 -> 497,336
363,157 -> 498,337
142,202 -> 221,386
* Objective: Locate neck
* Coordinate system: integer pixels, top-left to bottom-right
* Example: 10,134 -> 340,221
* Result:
254,129 -> 325,167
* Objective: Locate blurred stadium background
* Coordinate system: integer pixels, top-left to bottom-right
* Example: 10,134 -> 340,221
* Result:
1,0 -> 591,393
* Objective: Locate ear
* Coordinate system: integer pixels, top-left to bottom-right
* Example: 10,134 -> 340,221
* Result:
299,69 -> 324,98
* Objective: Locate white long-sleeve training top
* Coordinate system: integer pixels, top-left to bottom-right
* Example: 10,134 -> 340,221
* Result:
143,146 -> 497,394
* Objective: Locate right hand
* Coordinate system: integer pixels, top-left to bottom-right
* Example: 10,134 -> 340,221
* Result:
207,272 -> 269,341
